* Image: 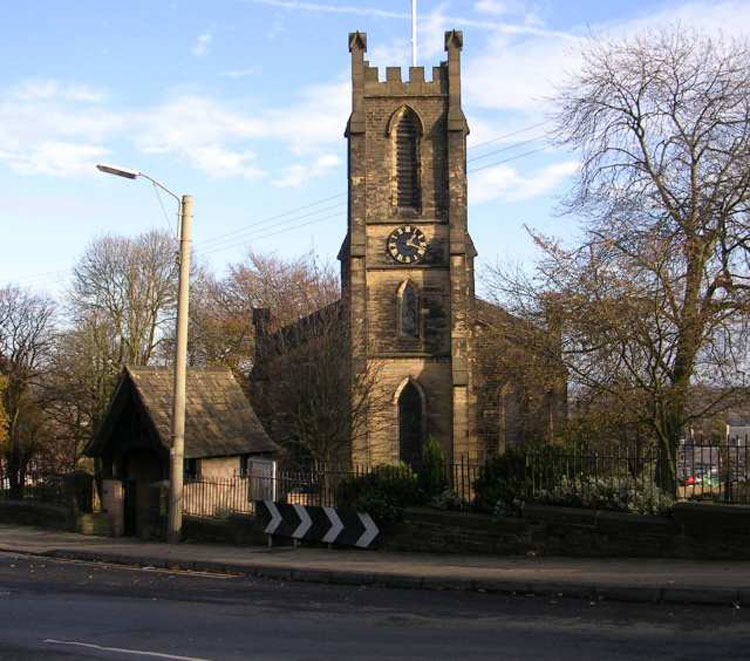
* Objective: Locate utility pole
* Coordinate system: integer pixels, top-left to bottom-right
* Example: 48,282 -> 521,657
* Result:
411,0 -> 418,67
95,163 -> 192,544
168,193 -> 192,544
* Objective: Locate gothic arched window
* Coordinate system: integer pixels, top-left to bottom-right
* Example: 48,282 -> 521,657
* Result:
389,106 -> 421,210
396,378 -> 426,468
398,280 -> 419,338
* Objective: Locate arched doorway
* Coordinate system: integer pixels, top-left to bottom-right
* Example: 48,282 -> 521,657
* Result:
397,379 -> 425,468
120,448 -> 165,537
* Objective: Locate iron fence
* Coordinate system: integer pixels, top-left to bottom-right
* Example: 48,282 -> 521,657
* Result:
677,440 -> 750,504
505,442 -> 750,506
0,472 -> 67,504
181,459 -> 484,519
7,442 -> 746,523
182,467 -> 370,517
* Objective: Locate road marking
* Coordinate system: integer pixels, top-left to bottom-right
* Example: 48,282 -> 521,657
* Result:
44,639 -> 211,660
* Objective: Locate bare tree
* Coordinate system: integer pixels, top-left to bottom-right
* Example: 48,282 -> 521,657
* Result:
39,314 -> 120,472
34,231 -> 180,474
69,230 -> 178,367
0,285 -> 56,495
0,376 -> 8,449
187,251 -> 340,377
491,28 -> 750,488
251,303 -> 384,468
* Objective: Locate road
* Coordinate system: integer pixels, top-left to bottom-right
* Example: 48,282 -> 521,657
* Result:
0,551 -> 749,660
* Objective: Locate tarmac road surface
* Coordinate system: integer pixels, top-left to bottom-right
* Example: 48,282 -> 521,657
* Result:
0,551 -> 749,660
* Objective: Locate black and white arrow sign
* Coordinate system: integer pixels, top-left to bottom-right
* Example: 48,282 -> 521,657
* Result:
255,501 -> 381,549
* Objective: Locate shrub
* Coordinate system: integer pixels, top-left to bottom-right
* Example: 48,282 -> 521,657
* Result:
418,437 -> 449,498
475,445 -> 674,516
429,488 -> 467,511
531,474 -> 674,516
473,446 -> 536,510
337,463 -> 420,525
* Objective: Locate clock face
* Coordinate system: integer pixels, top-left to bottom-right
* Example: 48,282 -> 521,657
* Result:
387,225 -> 427,264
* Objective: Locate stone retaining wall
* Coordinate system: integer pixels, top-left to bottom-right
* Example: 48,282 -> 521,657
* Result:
383,503 -> 750,559
0,500 -> 111,536
5,497 -> 749,560
182,514 -> 270,547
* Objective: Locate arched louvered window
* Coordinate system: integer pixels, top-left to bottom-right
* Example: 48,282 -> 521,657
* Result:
398,280 -> 419,338
391,107 -> 421,210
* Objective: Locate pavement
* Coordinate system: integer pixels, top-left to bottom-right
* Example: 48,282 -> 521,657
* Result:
1,523 -> 749,607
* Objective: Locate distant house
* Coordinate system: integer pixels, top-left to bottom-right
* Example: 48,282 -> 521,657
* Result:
85,367 -> 278,534
726,417 -> 750,446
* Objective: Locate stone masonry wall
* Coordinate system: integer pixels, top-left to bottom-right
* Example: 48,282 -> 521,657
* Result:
383,503 -> 750,560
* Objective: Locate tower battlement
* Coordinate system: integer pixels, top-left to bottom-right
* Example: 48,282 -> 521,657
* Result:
349,30 -> 462,98
361,63 -> 448,96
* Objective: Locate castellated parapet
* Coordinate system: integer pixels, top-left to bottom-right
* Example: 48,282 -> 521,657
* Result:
362,65 -> 448,96
349,30 -> 464,98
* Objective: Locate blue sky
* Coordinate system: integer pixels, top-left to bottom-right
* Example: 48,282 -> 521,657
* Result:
2,0 -> 750,297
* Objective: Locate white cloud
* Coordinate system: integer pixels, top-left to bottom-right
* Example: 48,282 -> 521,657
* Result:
8,80 -> 106,103
475,0 -> 506,14
266,80 -> 349,154
219,68 -> 259,78
474,0 -> 527,16
0,80 -> 121,177
136,96 -> 266,178
463,0 -> 750,113
470,160 -> 578,204
464,33 -> 581,112
192,32 -> 213,57
190,146 -> 262,179
0,71 -> 348,181
243,0 -> 405,19
267,14 -> 285,40
600,1 -> 750,38
4,142 -> 109,177
272,153 -> 341,188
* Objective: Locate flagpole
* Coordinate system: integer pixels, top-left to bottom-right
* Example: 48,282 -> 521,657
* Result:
411,0 -> 417,67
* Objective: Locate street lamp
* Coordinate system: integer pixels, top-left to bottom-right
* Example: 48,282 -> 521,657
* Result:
96,163 -> 192,544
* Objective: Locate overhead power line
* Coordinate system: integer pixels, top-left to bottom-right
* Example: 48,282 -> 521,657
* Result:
197,201 -> 347,253
201,212 -> 345,257
468,119 -> 550,153
467,137 -> 540,164
5,119 -> 554,289
198,193 -> 345,249
468,146 -> 548,174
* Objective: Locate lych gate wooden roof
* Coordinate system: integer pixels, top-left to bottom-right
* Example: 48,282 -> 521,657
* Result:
87,366 -> 278,459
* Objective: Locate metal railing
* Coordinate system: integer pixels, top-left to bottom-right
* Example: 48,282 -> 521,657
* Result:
501,441 -> 750,507
0,472 -> 67,504
181,460 -> 484,519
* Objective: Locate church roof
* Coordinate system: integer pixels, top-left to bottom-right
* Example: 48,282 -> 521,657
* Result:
86,366 -> 278,459
474,298 -> 520,327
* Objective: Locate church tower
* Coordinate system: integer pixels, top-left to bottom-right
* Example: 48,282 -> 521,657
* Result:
340,31 -> 478,467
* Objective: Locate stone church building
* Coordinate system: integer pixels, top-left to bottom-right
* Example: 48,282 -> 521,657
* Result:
252,31 -> 565,468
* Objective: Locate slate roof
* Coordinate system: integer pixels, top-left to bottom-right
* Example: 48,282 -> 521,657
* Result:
474,298 -> 518,327
87,366 -> 278,459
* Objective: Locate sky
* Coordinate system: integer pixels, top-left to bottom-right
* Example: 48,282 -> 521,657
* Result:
2,0 -> 750,299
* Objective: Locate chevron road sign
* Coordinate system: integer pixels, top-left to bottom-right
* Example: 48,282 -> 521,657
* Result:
255,501 -> 381,549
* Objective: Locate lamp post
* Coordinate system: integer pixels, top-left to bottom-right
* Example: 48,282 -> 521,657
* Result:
96,163 -> 192,544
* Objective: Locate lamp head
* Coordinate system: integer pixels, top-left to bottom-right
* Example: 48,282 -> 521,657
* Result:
96,164 -> 140,180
